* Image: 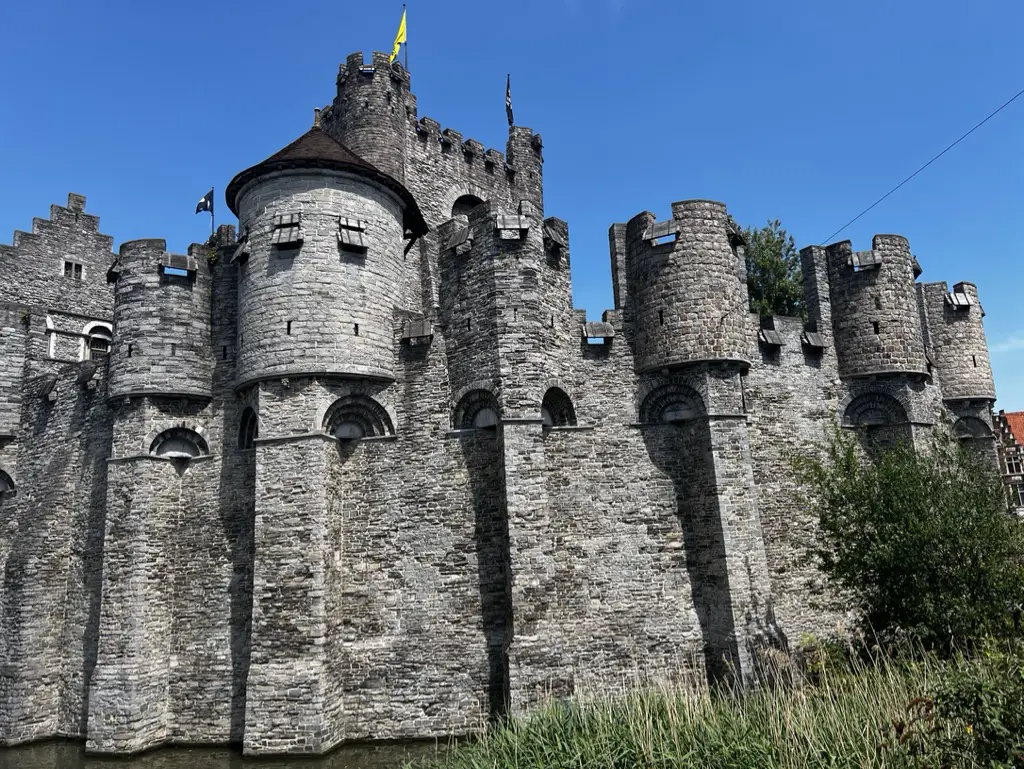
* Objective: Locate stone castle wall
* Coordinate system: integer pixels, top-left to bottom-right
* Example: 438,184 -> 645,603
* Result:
0,50 -> 1003,758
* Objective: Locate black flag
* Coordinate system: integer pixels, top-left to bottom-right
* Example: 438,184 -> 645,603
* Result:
195,188 -> 214,215
505,73 -> 514,127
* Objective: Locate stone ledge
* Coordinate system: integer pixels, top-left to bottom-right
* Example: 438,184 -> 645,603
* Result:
253,432 -> 397,447
107,453 -> 218,464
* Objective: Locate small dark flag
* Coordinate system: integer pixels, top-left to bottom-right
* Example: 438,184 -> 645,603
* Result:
505,73 -> 514,127
195,188 -> 214,215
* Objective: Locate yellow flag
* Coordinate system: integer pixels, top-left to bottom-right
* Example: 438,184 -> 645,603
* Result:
389,7 -> 407,63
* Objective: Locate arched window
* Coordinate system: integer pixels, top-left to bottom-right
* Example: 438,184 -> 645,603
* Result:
842,393 -> 908,428
453,389 -> 500,430
639,382 -> 705,425
323,395 -> 394,441
81,322 -> 112,362
150,428 -> 208,459
0,469 -> 16,496
541,387 -> 576,428
451,194 -> 485,218
953,417 -> 993,441
238,407 -> 258,449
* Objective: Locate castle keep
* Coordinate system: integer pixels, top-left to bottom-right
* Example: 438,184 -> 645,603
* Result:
0,50 -> 999,756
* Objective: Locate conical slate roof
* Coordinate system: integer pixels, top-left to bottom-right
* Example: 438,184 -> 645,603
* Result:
225,126 -> 427,237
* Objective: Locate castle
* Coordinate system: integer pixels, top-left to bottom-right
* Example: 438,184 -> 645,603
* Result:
0,50 -> 1000,757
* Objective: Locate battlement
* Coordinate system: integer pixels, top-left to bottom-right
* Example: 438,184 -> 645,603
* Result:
919,279 -> 994,400
825,234 -> 913,273
620,199 -> 750,372
109,237 -> 212,400
338,50 -> 411,88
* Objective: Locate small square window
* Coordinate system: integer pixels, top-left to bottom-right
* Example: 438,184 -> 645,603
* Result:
64,261 -> 83,279
1008,458 -> 1023,476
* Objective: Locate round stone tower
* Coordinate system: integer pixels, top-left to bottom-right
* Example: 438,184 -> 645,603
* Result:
320,51 -> 412,185
624,200 -> 750,373
826,235 -> 927,378
922,280 -> 995,401
225,123 -> 427,388
108,239 -> 213,399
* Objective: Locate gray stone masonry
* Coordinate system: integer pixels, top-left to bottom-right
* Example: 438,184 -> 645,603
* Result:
0,46 -> 1002,756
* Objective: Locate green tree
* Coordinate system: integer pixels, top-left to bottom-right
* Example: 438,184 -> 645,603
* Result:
798,431 -> 1024,653
742,219 -> 804,318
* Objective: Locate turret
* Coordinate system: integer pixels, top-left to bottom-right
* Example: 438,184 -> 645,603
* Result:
825,235 -> 927,378
108,239 -> 213,399
920,280 -> 995,401
623,200 -> 750,373
320,51 -> 413,185
506,126 -> 544,216
225,122 -> 427,388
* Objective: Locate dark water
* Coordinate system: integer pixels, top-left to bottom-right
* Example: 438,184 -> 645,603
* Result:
0,740 -> 448,769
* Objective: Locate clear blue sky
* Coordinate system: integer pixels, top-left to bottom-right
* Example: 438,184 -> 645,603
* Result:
2,1 -> 1022,409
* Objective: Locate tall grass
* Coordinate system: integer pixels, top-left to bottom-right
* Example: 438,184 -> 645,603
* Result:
413,649 -> 959,769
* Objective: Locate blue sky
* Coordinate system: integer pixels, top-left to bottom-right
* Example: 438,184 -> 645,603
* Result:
1,1 -> 1022,409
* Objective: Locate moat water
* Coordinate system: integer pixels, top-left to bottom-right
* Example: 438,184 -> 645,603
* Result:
0,740 -> 446,769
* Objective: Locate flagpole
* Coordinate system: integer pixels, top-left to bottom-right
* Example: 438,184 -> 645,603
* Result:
403,5 -> 408,72
211,186 -> 215,238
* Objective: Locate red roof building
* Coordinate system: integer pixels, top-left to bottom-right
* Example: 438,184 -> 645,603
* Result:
995,410 -> 1024,510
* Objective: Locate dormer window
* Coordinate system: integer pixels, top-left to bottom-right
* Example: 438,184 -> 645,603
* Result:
64,261 -> 83,280
271,213 -> 303,249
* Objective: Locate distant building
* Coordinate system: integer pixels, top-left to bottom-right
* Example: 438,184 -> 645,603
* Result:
0,49 -> 1001,757
996,411 -> 1024,510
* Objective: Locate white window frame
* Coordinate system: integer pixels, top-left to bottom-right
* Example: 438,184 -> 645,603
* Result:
80,321 -> 113,362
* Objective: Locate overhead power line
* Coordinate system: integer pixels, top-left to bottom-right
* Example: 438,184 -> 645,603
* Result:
819,84 -> 1024,246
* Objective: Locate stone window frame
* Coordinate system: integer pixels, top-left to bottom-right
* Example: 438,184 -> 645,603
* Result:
639,382 -> 706,425
323,394 -> 394,441
842,392 -> 909,428
45,316 -> 56,358
0,467 -> 16,498
541,387 -> 577,428
238,407 -> 259,450
452,389 -> 500,431
79,321 -> 113,363
149,427 -> 209,459
62,260 -> 84,280
953,416 -> 993,442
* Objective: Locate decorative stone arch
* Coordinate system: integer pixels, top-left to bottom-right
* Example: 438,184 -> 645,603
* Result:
238,406 -> 259,449
453,388 -> 500,430
841,392 -> 909,428
149,427 -> 209,458
80,320 -> 113,362
443,183 -> 490,221
541,387 -> 577,428
639,382 -> 706,424
953,416 -> 993,440
322,394 -> 394,440
310,385 -> 397,436
144,422 -> 209,457
637,374 -> 708,418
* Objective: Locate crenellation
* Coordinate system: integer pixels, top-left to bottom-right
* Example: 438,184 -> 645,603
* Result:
0,40 -> 1003,758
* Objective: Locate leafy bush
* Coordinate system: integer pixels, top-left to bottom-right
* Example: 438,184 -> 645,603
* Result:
929,644 -> 1024,767
798,429 -> 1024,653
